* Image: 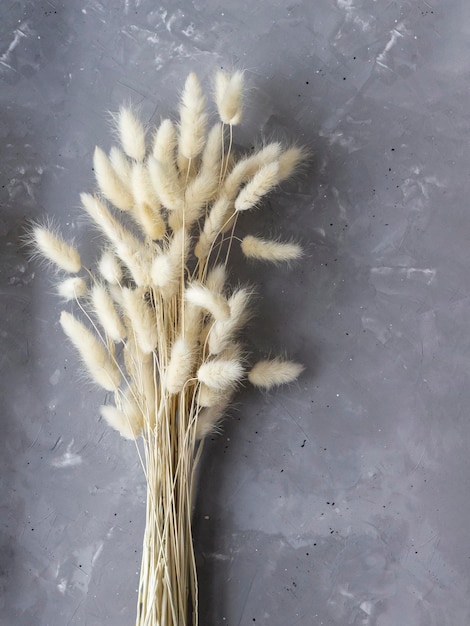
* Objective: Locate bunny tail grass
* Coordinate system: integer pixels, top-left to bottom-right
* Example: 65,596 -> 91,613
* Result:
207,288 -> 252,356
91,284 -> 126,342
235,161 -> 280,212
121,288 -> 158,354
117,106 -> 147,161
205,264 -> 226,294
248,358 -> 304,389
57,277 -> 87,301
109,146 -> 132,189
214,69 -> 244,125
241,235 -> 303,263
100,402 -> 142,440
223,142 -> 282,201
178,72 -> 208,162
197,359 -> 244,390
194,195 -> 233,260
151,228 -> 188,298
165,337 -> 196,394
98,249 -> 122,285
31,225 -> 81,273
81,193 -> 151,286
130,163 -> 166,240
59,311 -> 120,391
185,283 -> 230,322
196,398 -> 231,439
278,146 -> 309,181
93,146 -> 134,211
197,382 -> 224,408
80,193 -> 139,252
148,156 -> 183,213
33,69 -> 308,626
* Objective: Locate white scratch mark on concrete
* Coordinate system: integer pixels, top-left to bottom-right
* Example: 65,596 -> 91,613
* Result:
0,28 -> 27,70
360,600 -> 373,616
371,266 -> 436,285
52,440 -> 82,468
376,26 -> 405,69
91,542 -> 104,567
49,368 -> 61,386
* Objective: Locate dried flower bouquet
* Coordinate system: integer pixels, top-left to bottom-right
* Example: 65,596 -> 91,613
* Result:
30,70 -> 305,625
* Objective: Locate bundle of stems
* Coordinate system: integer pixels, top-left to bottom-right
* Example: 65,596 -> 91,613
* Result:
30,70 -> 305,625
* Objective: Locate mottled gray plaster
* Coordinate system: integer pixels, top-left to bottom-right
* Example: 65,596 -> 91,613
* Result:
2,1 -> 470,624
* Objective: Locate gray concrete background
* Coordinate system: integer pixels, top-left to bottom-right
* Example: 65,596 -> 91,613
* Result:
1,0 -> 470,624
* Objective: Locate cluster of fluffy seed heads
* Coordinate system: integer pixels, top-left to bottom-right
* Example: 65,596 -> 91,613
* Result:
30,69 -> 305,441
30,69 -> 308,626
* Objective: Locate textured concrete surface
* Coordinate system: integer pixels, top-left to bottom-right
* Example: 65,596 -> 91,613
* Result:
2,1 -> 470,624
